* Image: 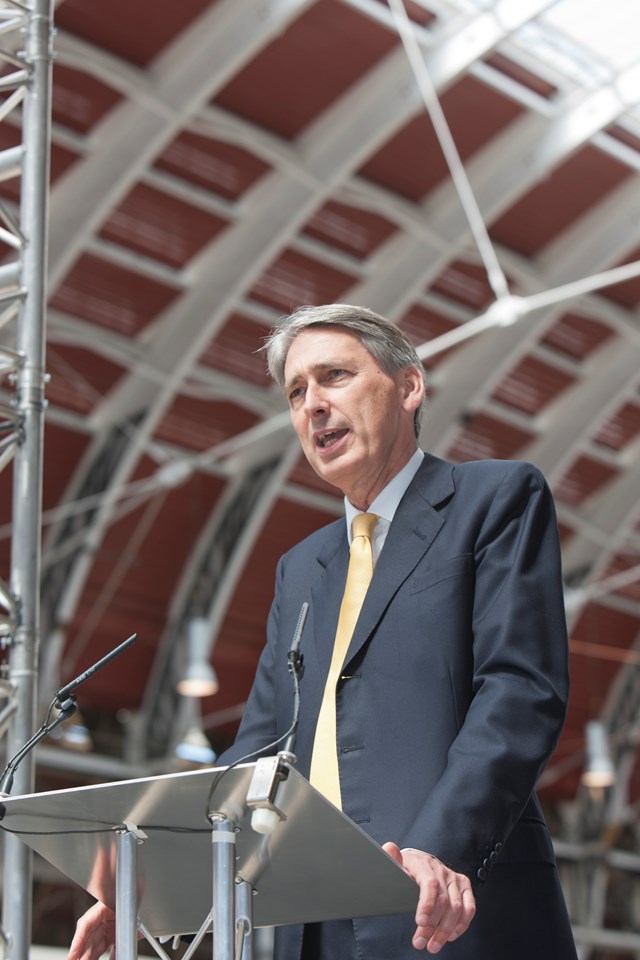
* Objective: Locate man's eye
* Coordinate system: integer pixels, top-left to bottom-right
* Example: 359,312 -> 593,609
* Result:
289,386 -> 304,402
328,369 -> 345,379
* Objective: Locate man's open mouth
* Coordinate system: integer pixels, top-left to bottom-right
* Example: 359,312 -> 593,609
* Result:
316,429 -> 348,448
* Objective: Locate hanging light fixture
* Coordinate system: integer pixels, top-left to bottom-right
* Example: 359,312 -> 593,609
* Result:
176,617 -> 219,697
581,720 -> 616,789
175,723 -> 217,766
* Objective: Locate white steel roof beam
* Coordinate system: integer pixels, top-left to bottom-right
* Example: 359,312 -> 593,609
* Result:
429,64 -> 640,249
47,0 -> 317,289
45,4 -> 544,651
419,180 -> 640,479
351,59 -> 640,456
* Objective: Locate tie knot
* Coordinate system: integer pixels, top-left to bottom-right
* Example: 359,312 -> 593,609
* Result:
352,512 -> 378,541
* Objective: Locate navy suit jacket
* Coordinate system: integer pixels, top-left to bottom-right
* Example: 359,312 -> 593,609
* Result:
221,455 -> 573,958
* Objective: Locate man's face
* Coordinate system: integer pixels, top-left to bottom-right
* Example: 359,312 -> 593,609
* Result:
283,328 -> 423,509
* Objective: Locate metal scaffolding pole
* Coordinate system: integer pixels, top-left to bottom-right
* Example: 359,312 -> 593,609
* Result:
1,1 -> 53,958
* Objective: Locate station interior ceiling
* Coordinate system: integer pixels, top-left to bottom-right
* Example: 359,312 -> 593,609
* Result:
0,0 -> 640,954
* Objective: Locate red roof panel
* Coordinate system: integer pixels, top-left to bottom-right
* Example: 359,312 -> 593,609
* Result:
52,64 -> 122,134
213,497 -> 340,720
598,552 -> 640,603
542,312 -> 615,360
398,302 -> 459,370
46,345 -> 126,415
485,52 -> 557,98
249,249 -> 356,312
492,355 -> 576,415
44,424 -> 91,513
56,0 -> 216,68
360,75 -> 523,201
100,183 -> 229,268
593,400 -> 640,452
490,145 -> 633,256
200,313 -> 272,387
429,259 -> 496,311
64,465 -> 225,708
446,412 -> 534,462
155,132 -> 271,201
155,397 -> 259,453
214,0 -> 397,139
0,424 -> 90,569
607,123 -> 640,154
49,253 -> 181,336
553,454 -> 620,506
303,201 -> 398,259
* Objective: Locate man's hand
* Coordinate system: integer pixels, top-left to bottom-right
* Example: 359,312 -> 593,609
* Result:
68,901 -> 116,960
382,843 -> 476,954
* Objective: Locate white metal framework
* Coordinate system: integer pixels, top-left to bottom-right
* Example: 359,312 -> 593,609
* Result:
0,1 -> 638,956
0,2 -> 53,959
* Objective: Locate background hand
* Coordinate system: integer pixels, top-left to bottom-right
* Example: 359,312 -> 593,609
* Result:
68,901 -> 116,960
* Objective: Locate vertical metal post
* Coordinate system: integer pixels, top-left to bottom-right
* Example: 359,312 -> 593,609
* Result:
1,1 -> 53,958
115,829 -> 140,960
235,881 -> 253,960
210,816 -> 236,960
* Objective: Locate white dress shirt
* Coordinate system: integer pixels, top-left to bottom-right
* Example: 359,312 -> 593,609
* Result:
344,448 -> 424,565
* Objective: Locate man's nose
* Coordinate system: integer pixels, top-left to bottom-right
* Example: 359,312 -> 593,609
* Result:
303,382 -> 327,415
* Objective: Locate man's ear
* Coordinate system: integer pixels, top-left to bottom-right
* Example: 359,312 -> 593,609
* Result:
400,364 -> 425,412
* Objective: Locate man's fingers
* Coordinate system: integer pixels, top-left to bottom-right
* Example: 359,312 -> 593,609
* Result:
384,845 -> 476,954
423,877 -> 476,954
68,902 -> 116,960
381,841 -> 403,867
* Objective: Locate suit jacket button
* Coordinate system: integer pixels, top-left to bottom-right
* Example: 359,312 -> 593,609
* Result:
490,851 -> 498,862
494,842 -> 503,853
482,858 -> 490,869
476,867 -> 488,882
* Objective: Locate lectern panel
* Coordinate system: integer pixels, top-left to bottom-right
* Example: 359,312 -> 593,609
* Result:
1,764 -> 418,936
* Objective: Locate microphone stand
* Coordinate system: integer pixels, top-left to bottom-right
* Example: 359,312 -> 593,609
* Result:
280,601 -> 307,760
0,633 -> 137,803
207,604 -> 309,960
245,602 -> 309,832
0,697 -> 77,798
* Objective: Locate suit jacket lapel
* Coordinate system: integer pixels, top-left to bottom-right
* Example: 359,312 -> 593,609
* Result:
306,455 -> 455,677
309,523 -> 349,678
344,454 -> 455,666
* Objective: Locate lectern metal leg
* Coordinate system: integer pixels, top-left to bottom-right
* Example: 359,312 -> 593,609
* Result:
115,827 -> 140,960
211,816 -> 236,960
235,880 -> 253,960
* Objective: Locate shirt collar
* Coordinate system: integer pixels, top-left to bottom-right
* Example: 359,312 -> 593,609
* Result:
344,448 -> 424,542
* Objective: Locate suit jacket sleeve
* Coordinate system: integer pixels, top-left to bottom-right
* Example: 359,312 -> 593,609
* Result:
401,461 -> 568,882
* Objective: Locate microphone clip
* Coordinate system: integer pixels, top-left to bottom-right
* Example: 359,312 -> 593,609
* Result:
287,647 -> 304,681
246,754 -> 290,836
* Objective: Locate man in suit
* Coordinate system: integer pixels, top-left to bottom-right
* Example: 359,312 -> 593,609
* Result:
69,304 -> 577,959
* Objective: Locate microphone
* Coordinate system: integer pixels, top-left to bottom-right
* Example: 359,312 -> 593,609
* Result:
248,603 -> 309,835
281,601 -> 308,758
288,602 -> 308,680
54,632 -> 137,705
0,633 -> 137,802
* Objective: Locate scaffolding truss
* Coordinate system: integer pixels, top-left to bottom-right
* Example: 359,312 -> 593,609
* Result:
0,2 -> 53,959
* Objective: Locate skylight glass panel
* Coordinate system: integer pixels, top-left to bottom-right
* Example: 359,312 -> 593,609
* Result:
439,0 -> 640,90
542,0 -> 640,75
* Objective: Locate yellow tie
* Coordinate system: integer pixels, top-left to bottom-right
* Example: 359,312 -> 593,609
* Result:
309,512 -> 378,808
